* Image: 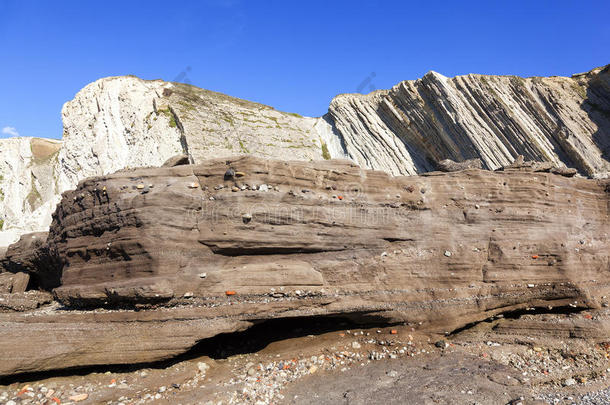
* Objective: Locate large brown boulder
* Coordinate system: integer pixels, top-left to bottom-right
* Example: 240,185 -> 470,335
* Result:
0,156 -> 608,377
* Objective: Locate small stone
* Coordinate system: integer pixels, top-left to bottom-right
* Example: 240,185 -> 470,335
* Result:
352,341 -> 361,349
444,251 -> 452,257
242,213 -> 252,224
308,365 -> 318,374
136,184 -> 145,190
171,383 -> 180,389
158,386 -> 166,393
381,251 -> 388,257
231,186 -> 239,192
188,182 -> 200,189
563,378 -> 576,386
388,370 -> 398,378
224,168 -> 235,180
247,367 -> 256,376
140,371 -> 148,378
197,362 -> 210,373
259,184 -> 269,192
527,284 -> 535,288
475,204 -> 480,209
198,273 -> 207,279
435,340 -> 446,348
6,401 -> 16,405
68,394 -> 89,402
183,292 -> 194,298
154,393 -> 162,399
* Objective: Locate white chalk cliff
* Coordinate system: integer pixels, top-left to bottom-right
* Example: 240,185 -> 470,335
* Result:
0,65 -> 608,246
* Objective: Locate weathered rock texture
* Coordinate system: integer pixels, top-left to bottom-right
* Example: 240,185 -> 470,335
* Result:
1,231 -> 58,290
0,156 -> 608,377
329,66 -> 610,177
0,138 -> 62,245
1,65 -> 608,247
0,77 -> 342,246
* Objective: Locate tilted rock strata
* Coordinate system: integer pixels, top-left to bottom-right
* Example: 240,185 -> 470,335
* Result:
328,65 -> 610,177
1,156 -> 607,376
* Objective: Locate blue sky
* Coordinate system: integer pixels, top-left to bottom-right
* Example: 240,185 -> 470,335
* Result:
0,0 -> 608,139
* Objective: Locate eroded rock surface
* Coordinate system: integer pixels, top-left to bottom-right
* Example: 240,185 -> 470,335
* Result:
329,66 -> 610,177
0,156 -> 607,377
0,138 -> 62,245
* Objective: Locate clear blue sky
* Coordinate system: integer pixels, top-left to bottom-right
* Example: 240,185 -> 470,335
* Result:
1,0 -> 608,139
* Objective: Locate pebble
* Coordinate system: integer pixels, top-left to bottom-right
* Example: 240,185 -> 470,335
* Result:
259,184 -> 269,192
352,341 -> 361,349
444,250 -> 452,257
69,393 -> 89,401
563,377 -> 576,386
198,362 -> 210,373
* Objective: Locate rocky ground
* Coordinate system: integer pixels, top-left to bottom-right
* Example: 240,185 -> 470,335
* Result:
1,315 -> 609,405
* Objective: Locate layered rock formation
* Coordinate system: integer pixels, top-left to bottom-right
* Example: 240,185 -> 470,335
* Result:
1,65 -> 608,247
0,77 -> 343,246
1,156 -> 608,377
329,66 -> 610,176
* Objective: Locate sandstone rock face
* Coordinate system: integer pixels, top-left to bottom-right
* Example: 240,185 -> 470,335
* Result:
328,66 -> 610,177
1,156 -> 607,376
0,272 -> 29,293
1,231 -> 58,290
